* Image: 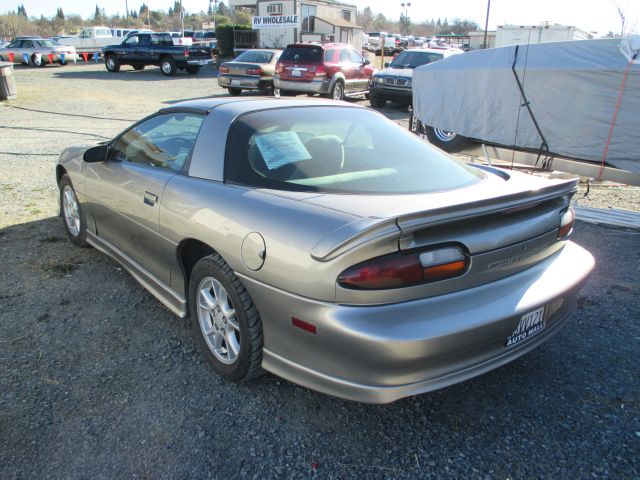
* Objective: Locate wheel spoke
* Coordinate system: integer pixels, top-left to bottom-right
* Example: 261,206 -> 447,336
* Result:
227,314 -> 240,332
202,320 -> 216,337
225,331 -> 240,359
200,288 -> 217,311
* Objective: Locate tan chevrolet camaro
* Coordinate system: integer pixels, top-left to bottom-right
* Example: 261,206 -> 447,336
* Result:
56,97 -> 594,403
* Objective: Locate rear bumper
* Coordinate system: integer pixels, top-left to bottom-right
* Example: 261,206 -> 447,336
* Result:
274,77 -> 331,94
240,241 -> 594,404
186,58 -> 212,66
218,74 -> 272,90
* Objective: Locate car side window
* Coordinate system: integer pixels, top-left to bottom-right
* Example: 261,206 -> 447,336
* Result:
339,48 -> 350,63
139,35 -> 151,46
109,113 -> 205,171
324,49 -> 336,62
349,48 -> 364,64
124,35 -> 139,46
21,40 -> 33,48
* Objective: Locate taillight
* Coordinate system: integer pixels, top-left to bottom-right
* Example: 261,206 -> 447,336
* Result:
315,64 -> 326,77
246,67 -> 263,76
558,206 -> 575,239
219,65 -> 229,73
276,63 -> 284,73
338,246 -> 468,290
184,49 -> 189,57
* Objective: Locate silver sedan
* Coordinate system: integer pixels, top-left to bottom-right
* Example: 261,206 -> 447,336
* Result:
56,98 -> 594,403
217,49 -> 281,96
0,37 -> 78,66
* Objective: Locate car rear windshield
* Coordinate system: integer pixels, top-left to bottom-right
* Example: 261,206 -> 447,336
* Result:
235,50 -> 274,63
225,107 -> 483,194
279,46 -> 323,63
390,50 -> 443,68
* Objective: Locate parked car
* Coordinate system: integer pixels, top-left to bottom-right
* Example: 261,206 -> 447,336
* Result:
56,97 -> 594,404
57,26 -> 114,57
369,48 -> 463,108
218,48 -> 282,96
0,37 -> 78,66
102,32 -> 212,76
0,41 -> 8,49
274,42 -> 376,100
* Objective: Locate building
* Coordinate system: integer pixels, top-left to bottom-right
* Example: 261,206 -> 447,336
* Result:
229,0 -> 363,50
469,23 -> 592,50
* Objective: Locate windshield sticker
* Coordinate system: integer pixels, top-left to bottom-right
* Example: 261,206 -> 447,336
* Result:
254,132 -> 312,170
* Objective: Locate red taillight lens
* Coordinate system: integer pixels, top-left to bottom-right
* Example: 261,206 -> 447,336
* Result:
246,67 -> 263,76
338,246 -> 468,290
314,64 -> 326,77
558,206 -> 575,239
219,65 -> 229,73
184,49 -> 189,57
276,63 -> 284,73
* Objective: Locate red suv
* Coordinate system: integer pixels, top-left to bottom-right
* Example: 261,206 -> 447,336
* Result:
274,43 -> 377,100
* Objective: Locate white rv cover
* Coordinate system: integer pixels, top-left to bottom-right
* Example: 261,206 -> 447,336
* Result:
412,37 -> 640,173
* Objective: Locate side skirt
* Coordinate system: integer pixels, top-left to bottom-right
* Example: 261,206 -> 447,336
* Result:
86,231 -> 188,318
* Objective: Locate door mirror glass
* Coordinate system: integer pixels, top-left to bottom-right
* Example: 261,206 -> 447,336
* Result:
83,144 -> 108,163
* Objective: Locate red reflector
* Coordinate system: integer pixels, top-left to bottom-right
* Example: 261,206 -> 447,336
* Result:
292,317 -> 317,334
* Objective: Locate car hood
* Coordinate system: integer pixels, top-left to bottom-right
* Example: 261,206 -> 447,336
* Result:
377,67 -> 414,79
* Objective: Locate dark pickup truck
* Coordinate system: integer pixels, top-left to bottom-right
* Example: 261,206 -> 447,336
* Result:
103,32 -> 213,76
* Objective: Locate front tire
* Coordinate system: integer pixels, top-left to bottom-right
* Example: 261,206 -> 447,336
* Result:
424,126 -> 472,153
160,57 -> 177,76
105,55 -> 120,73
59,174 -> 88,247
189,254 -> 264,383
369,94 -> 386,108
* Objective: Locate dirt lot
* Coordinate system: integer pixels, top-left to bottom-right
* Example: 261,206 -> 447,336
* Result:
1,62 -> 639,478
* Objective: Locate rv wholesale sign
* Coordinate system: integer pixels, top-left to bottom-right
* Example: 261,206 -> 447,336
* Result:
252,15 -> 299,29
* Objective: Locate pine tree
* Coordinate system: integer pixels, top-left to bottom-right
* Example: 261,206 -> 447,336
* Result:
56,7 -> 64,20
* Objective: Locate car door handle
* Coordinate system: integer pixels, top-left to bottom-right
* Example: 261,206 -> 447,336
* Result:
143,191 -> 158,206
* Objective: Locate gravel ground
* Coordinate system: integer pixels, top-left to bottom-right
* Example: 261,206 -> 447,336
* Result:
1,62 -> 639,479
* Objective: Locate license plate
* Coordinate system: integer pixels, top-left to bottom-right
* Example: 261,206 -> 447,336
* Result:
198,59 -> 207,65
505,306 -> 545,348
291,69 -> 302,77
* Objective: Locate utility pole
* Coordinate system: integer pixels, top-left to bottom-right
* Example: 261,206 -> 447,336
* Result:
147,1 -> 151,29
482,0 -> 491,49
125,0 -> 129,26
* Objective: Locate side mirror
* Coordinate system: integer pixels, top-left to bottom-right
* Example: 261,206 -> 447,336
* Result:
83,144 -> 108,163
384,62 -> 390,68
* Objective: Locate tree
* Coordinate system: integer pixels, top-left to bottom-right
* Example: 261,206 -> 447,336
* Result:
218,1 -> 230,17
357,7 -> 374,32
18,4 -> 28,17
449,18 -> 479,35
399,13 -> 411,35
56,8 -> 65,20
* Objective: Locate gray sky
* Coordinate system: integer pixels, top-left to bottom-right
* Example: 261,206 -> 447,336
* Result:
1,0 -> 638,36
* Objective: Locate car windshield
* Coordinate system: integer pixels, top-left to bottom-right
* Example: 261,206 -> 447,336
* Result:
390,51 -> 443,68
279,46 -> 322,63
225,107 -> 482,194
235,50 -> 274,63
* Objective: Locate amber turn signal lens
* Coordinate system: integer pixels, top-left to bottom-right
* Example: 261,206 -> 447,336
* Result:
558,206 -> 575,239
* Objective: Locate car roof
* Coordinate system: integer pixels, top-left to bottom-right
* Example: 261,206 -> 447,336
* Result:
285,42 -> 350,49
160,97 -> 366,114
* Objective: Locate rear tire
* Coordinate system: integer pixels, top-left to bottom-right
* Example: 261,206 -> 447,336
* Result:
105,55 -> 120,73
329,81 -> 345,101
160,57 -> 177,76
227,87 -> 242,96
186,65 -> 201,75
424,126 -> 473,153
189,254 -> 264,383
